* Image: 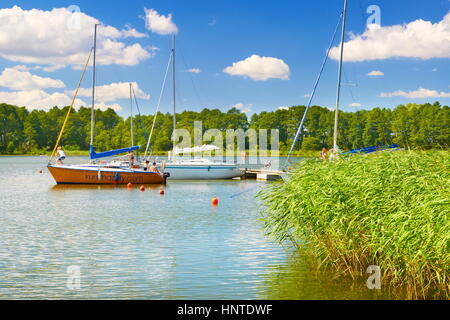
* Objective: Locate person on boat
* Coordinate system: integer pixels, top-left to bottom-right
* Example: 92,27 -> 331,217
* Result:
57,147 -> 66,165
150,162 -> 159,173
320,148 -> 328,161
128,151 -> 135,167
144,160 -> 150,171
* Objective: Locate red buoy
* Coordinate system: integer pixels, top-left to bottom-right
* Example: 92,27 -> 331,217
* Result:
140,185 -> 145,192
159,189 -> 165,195
39,170 -> 43,174
212,197 -> 219,206
127,183 -> 133,189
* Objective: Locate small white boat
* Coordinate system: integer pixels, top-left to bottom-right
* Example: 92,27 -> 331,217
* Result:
163,145 -> 243,180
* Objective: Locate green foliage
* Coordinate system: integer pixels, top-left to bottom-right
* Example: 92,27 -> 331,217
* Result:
259,151 -> 450,299
301,137 -> 322,151
0,102 -> 449,154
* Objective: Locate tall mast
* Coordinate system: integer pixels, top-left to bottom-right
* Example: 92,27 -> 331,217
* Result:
172,35 -> 177,147
130,83 -> 134,147
333,0 -> 348,153
90,24 -> 98,149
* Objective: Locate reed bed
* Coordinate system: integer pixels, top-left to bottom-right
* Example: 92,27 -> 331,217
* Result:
259,151 -> 449,299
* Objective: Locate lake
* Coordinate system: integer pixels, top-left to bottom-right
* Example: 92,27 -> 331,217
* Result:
0,156 -> 394,299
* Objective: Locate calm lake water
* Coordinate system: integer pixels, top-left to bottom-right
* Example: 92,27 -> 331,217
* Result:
0,156 -> 393,300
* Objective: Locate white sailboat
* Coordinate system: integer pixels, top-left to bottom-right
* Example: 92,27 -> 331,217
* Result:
165,145 -> 243,180
146,36 -> 243,180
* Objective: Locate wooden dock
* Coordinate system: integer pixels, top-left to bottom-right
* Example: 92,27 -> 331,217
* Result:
240,168 -> 284,181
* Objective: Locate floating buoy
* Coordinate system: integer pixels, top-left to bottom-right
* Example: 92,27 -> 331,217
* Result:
140,185 -> 145,192
127,183 -> 133,189
212,197 -> 219,206
39,170 -> 43,174
159,189 -> 165,195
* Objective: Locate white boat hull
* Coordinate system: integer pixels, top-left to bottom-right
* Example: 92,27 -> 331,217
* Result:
165,163 -> 243,180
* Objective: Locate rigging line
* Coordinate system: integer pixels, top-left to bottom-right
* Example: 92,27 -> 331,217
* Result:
144,52 -> 174,159
49,47 -> 94,163
180,50 -> 204,108
285,12 -> 343,167
131,84 -> 149,142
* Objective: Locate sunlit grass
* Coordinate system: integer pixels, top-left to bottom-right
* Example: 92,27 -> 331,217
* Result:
259,150 -> 449,299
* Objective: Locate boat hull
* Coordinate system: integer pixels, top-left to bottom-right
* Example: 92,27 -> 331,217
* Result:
47,165 -> 166,185
165,164 -> 243,180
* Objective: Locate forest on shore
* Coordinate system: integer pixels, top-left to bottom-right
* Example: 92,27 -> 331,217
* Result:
0,101 -> 449,155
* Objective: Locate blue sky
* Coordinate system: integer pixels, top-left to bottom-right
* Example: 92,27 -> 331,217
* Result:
0,0 -> 449,117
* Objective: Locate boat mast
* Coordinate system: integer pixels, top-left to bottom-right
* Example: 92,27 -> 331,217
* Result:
90,24 -> 98,151
172,35 -> 177,148
333,0 -> 348,154
130,83 -> 134,147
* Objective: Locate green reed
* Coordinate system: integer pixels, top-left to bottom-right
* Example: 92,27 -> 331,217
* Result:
259,151 -> 449,299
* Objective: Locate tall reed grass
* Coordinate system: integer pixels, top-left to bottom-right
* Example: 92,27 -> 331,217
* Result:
259,151 -> 449,299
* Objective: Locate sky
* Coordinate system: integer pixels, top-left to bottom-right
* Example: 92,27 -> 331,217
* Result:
0,0 -> 449,117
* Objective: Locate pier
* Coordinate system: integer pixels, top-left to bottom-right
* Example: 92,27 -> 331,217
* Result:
241,168 -> 284,181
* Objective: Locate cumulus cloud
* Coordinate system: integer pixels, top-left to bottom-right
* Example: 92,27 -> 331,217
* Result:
367,70 -> 384,77
277,106 -> 290,111
380,87 -> 450,99
330,11 -> 450,61
0,6 -> 151,69
231,103 -> 253,113
186,68 -> 201,74
75,82 -> 150,103
94,102 -> 123,112
0,89 -> 87,110
0,68 -> 65,90
144,8 -> 178,35
349,103 -> 362,107
223,55 -> 290,81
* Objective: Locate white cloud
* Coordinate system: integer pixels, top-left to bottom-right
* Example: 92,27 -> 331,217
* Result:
0,6 -> 151,69
144,8 -> 178,35
94,102 -> 123,112
277,106 -> 290,111
350,103 -> 362,107
330,11 -> 450,61
223,55 -> 290,81
380,87 -> 450,99
186,68 -> 201,74
0,68 -> 65,90
304,94 -> 312,98
367,70 -> 384,77
0,89 -> 86,110
75,82 -> 150,103
231,103 -> 253,113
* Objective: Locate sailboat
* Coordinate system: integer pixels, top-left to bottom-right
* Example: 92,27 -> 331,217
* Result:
285,0 -> 348,165
47,24 -> 168,185
146,36 -> 243,180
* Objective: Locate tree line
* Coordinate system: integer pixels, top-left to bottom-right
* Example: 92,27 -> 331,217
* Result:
0,101 -> 448,155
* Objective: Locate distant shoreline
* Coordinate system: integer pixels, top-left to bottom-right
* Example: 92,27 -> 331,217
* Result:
0,151 -> 316,158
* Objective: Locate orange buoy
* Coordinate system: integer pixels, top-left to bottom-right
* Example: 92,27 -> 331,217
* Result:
140,185 -> 145,192
159,189 -> 165,195
212,197 -> 219,206
127,183 -> 133,189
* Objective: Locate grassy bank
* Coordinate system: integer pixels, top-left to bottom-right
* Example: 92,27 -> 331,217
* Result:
259,150 -> 449,299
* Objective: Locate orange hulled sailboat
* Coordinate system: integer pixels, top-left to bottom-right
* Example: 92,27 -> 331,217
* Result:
47,24 -> 168,185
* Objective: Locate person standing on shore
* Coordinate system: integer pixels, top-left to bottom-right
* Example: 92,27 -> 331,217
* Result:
320,148 -> 328,161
